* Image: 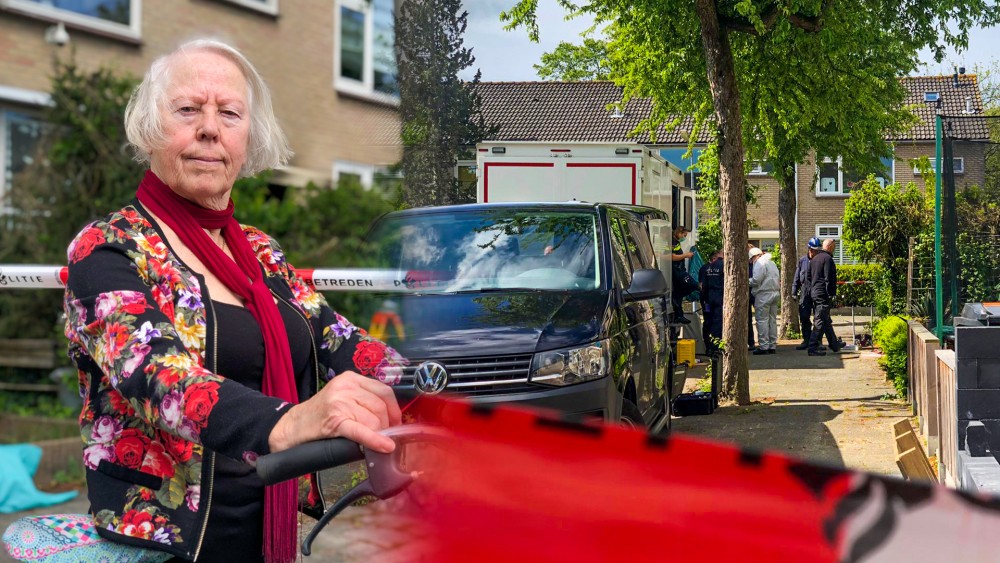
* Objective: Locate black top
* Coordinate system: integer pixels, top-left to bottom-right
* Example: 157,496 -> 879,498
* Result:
808,250 -> 838,301
701,258 -> 724,304
195,298 -> 312,563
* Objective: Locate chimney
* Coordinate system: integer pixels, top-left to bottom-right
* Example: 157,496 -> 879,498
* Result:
953,68 -> 960,88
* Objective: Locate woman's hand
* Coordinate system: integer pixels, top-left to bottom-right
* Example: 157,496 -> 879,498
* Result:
268,371 -> 402,454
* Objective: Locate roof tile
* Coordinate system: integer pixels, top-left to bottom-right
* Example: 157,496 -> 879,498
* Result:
474,75 -> 987,144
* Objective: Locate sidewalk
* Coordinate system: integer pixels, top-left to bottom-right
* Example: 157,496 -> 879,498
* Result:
675,315 -> 909,476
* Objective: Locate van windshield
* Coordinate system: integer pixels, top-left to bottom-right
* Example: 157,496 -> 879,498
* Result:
367,209 -> 603,292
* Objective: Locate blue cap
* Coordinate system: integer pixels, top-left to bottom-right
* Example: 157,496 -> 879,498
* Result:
807,237 -> 822,249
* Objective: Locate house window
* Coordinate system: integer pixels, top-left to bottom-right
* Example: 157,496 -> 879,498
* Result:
914,157 -> 964,175
747,161 -> 774,175
817,157 -> 893,196
334,161 -> 401,190
815,225 -> 856,265
1,0 -> 141,41
335,0 -> 398,102
215,0 -> 278,16
1,110 -> 46,215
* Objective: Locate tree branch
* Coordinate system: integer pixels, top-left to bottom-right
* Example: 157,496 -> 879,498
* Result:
721,0 -> 834,35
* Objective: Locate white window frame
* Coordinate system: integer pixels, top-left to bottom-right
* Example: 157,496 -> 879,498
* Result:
747,161 -> 771,175
914,157 -> 964,175
816,157 -> 847,196
1,0 -> 142,42
334,0 -> 399,105
333,160 -> 375,189
815,224 -> 856,265
817,156 -> 894,196
214,0 -> 278,16
1,107 -> 47,216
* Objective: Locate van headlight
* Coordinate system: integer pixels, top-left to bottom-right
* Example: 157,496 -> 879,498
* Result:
529,340 -> 610,386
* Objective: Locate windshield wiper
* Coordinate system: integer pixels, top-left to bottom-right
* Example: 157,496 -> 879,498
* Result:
450,287 -> 551,294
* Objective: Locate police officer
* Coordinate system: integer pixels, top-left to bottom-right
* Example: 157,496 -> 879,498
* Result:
792,237 -> 821,350
699,248 -> 724,355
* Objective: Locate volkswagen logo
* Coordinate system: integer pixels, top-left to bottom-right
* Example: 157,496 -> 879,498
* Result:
413,361 -> 448,394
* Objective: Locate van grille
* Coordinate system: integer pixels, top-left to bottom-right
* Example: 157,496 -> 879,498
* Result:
401,354 -> 537,397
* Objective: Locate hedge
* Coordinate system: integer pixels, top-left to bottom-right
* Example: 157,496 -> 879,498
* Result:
836,264 -> 882,308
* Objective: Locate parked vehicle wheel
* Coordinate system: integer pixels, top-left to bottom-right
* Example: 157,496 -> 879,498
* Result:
619,399 -> 645,430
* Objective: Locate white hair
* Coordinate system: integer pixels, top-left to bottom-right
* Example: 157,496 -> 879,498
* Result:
124,39 -> 292,176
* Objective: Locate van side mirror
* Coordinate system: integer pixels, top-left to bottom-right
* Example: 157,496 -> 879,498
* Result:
623,269 -> 668,302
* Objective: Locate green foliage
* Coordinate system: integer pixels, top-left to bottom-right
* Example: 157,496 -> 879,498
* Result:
231,173 -> 398,322
0,56 -> 142,339
842,179 -> 928,266
535,39 -> 611,81
842,178 -> 928,315
837,264 -> 883,307
396,0 -> 498,206
694,218 -> 723,259
0,392 -> 77,419
873,315 -> 910,397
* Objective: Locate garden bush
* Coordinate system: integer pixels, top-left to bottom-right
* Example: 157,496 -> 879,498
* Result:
837,264 -> 882,307
873,315 -> 910,397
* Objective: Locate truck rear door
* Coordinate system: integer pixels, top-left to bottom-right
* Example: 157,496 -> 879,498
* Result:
479,157 -> 642,205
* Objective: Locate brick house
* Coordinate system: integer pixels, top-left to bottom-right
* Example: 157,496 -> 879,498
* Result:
474,75 -> 988,262
0,0 -> 401,211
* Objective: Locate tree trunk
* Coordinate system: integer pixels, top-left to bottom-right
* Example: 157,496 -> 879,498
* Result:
776,164 -> 800,338
695,0 -> 750,405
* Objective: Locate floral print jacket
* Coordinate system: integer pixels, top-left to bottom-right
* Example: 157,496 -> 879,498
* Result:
64,202 -> 404,561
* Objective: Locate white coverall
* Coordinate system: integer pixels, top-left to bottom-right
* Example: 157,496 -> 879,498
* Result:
750,253 -> 781,351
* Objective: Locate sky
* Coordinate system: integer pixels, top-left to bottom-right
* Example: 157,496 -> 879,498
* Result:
460,3 -> 999,82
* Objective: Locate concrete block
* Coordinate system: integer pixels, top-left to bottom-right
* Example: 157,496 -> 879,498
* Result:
957,358 -> 979,389
980,359 -> 1000,389
966,421 -> 990,456
958,450 -> 1000,495
957,389 -> 1000,420
956,326 -> 1000,359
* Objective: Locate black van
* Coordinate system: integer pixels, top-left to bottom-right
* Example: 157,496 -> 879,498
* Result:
365,202 -> 678,433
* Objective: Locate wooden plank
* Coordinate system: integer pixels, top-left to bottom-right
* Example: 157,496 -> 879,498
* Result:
896,447 -> 936,482
896,430 -> 922,453
893,418 -> 936,482
893,419 -> 913,437
0,382 -> 59,393
0,338 -> 57,369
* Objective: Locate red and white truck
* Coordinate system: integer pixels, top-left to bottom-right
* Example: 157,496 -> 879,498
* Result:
475,142 -> 697,249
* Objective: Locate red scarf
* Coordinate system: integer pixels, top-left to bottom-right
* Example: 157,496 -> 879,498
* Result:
136,170 -> 298,563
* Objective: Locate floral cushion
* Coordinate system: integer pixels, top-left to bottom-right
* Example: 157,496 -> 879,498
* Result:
3,513 -> 171,563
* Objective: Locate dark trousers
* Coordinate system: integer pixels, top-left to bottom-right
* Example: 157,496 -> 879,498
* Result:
798,295 -> 813,343
808,299 -> 838,351
703,300 -> 723,354
672,271 -> 698,316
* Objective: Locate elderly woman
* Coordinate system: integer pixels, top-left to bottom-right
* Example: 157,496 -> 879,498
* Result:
63,40 -> 404,563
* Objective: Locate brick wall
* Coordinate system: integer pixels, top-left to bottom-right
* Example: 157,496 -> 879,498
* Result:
746,173 -> 779,231
0,3 -> 401,182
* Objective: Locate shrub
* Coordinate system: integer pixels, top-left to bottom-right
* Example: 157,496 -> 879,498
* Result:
837,264 -> 882,307
873,315 -> 910,397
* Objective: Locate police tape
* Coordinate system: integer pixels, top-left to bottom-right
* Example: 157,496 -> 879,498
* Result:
400,395 -> 1000,562
0,265 -> 450,292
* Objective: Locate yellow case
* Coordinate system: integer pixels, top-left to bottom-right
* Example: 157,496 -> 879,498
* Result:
676,339 -> 696,366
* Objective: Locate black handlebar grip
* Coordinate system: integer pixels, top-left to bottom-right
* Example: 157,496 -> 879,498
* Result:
256,438 -> 365,485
